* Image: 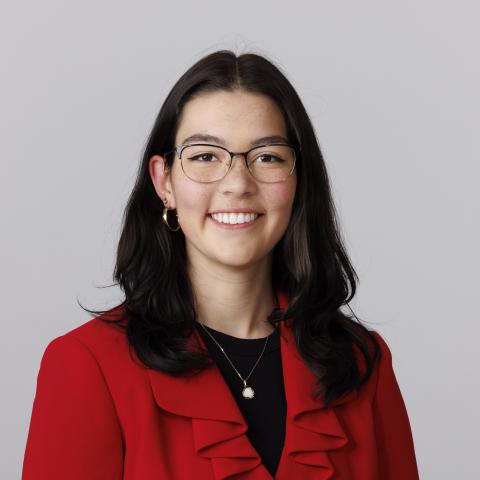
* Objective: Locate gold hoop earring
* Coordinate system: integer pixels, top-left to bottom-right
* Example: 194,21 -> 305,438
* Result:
162,206 -> 180,232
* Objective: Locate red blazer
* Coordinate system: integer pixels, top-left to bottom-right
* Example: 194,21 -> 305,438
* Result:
23,291 -> 419,479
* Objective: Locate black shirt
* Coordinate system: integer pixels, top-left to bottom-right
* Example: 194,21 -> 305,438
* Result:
194,322 -> 287,478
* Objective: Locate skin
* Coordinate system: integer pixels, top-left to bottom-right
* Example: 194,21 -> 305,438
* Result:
149,89 -> 297,339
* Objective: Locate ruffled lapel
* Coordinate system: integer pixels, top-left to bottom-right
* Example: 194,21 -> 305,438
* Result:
148,346 -> 268,479
277,290 -> 356,479
147,289 -> 357,480
147,321 -> 271,479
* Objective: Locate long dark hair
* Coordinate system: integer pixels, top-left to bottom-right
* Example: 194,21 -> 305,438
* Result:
81,50 -> 380,408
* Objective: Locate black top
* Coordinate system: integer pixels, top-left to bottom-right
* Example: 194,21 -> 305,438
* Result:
194,322 -> 287,478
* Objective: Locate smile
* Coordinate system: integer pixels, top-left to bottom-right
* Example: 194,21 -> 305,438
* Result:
210,212 -> 259,224
208,213 -> 263,228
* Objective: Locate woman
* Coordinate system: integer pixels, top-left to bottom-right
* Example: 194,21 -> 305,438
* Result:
22,50 -> 419,479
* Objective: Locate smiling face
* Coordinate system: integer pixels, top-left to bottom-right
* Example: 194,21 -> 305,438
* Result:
149,89 -> 297,272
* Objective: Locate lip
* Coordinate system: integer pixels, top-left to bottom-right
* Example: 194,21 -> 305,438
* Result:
207,213 -> 263,229
208,208 -> 263,214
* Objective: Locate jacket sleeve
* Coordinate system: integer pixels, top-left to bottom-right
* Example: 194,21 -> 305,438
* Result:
371,331 -> 420,479
22,334 -> 124,479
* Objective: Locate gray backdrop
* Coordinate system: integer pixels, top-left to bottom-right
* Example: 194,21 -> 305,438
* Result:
2,1 -> 478,478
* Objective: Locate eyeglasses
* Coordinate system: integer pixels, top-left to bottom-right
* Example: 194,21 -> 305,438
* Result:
164,143 -> 299,183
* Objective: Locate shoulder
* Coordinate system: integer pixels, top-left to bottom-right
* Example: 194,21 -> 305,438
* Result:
346,328 -> 395,400
348,325 -> 392,376
368,330 -> 394,373
365,329 -> 403,399
368,330 -> 392,358
39,308 -> 139,380
46,313 -> 123,351
24,317 -> 126,479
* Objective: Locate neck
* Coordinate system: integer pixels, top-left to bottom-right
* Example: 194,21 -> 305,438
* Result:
188,256 -> 277,339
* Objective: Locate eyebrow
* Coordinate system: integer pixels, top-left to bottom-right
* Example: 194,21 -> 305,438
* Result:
180,133 -> 291,148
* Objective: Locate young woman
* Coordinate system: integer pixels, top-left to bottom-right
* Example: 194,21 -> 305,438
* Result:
22,51 -> 419,479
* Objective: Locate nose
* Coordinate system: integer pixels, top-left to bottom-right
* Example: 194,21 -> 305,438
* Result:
229,153 -> 251,174
219,153 -> 256,193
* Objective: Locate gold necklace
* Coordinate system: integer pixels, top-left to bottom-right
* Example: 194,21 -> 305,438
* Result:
198,322 -> 272,400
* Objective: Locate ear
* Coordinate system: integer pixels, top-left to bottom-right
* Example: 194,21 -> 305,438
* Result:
149,154 -> 176,210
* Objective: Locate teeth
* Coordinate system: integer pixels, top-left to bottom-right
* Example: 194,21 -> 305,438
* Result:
211,212 -> 259,224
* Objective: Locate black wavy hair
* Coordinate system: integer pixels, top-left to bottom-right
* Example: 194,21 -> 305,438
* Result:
81,49 -> 380,408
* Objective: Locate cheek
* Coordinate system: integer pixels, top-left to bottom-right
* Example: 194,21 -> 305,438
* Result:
171,166 -> 210,214
174,192 -> 209,238
178,194 -> 211,229
267,180 -> 297,213
263,183 -> 296,237
179,189 -> 208,211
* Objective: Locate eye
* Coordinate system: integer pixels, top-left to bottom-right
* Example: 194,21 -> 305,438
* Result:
189,153 -> 216,162
254,154 -> 285,163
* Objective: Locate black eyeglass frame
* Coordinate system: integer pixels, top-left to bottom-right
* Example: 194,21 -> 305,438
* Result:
164,142 -> 301,184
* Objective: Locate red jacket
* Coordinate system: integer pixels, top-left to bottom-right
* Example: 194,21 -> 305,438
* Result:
23,291 -> 419,479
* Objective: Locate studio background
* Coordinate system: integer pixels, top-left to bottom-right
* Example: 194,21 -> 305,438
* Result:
1,1 -> 478,478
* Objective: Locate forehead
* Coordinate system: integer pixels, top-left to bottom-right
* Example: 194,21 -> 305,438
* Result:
175,90 -> 288,147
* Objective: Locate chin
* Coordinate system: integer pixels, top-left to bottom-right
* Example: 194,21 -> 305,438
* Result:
214,252 -> 267,269
217,258 -> 257,269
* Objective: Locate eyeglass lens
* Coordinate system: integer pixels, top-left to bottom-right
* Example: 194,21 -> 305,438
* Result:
179,144 -> 295,183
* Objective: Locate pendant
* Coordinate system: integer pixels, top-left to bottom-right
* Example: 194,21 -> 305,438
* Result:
242,385 -> 255,399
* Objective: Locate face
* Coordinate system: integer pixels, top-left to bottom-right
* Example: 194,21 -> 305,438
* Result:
149,89 -> 297,272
